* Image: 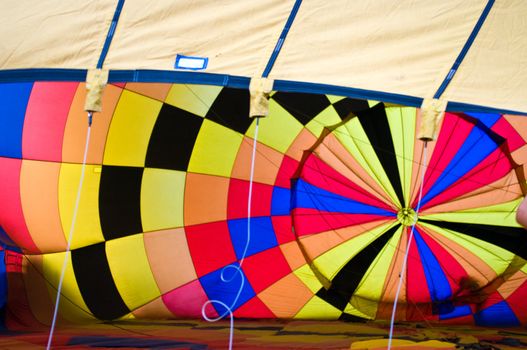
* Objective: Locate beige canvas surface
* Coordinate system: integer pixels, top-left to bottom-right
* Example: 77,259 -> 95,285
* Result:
1,0 -> 526,113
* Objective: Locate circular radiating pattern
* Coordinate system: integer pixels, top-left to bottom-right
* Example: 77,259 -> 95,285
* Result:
1,82 -> 527,327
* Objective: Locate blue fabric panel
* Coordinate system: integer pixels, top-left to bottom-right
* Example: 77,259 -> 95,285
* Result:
199,262 -> 255,314
0,226 -> 18,251
0,251 -> 5,310
228,217 -> 278,260
465,112 -> 501,129
421,122 -> 499,205
439,304 -> 472,320
0,82 -> 32,158
474,300 -> 520,327
68,335 -> 207,349
271,187 -> 291,216
292,179 -> 394,216
414,231 -> 452,302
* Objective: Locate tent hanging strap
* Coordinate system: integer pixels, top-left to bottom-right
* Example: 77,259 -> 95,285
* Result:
418,98 -> 447,141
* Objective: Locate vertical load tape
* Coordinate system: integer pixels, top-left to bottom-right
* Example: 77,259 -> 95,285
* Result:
249,78 -> 274,118
84,69 -> 109,113
418,98 -> 447,141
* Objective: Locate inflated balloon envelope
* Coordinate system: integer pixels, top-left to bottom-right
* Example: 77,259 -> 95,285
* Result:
1,0 -> 527,338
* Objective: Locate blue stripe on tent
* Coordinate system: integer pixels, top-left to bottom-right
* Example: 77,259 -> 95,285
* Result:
433,0 -> 495,98
271,187 -> 291,216
228,217 -> 278,260
421,121 -> 500,206
2,69 -> 527,116
292,179 -> 394,216
262,0 -> 303,77
0,82 -> 32,158
413,230 -> 452,303
96,0 -> 125,69
474,300 -> 520,327
199,262 -> 255,314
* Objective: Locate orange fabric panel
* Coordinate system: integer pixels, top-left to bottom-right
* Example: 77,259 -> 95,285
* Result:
231,137 -> 283,185
143,228 -> 197,294
184,173 -> 229,226
258,273 -> 313,318
62,84 -> 122,164
20,160 -> 66,252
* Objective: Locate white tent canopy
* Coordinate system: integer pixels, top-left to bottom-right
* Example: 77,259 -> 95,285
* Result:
1,0 -> 526,113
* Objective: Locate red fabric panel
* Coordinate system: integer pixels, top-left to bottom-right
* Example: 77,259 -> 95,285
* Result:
227,179 -> 273,220
0,158 -> 38,252
185,221 -> 237,277
22,82 -> 78,162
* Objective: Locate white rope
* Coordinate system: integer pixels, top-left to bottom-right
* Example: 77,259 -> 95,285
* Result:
387,141 -> 428,350
201,117 -> 260,350
46,112 -> 93,350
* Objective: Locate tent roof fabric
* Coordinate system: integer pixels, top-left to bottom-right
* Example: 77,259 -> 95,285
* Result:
1,0 -> 526,114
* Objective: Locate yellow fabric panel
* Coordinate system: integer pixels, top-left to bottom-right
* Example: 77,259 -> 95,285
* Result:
141,168 -> 185,232
354,227 -> 403,312
305,104 -> 341,137
246,100 -> 303,154
23,255 -> 54,325
386,107 -> 416,206
106,234 -> 161,311
344,302 -> 374,320
43,252 -> 95,322
132,296 -> 175,319
103,90 -> 162,167
293,264 -> 324,294
58,164 -> 105,250
337,117 -> 400,206
188,119 -> 243,177
313,222 -> 394,281
294,296 -> 341,320
20,160 -> 66,253
421,198 -> 522,227
419,221 -> 514,276
165,84 -> 222,117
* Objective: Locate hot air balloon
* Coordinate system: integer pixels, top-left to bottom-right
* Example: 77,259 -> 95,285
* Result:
1,0 -> 527,349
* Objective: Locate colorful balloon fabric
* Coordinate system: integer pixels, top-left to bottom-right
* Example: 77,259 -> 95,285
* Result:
1,81 -> 527,327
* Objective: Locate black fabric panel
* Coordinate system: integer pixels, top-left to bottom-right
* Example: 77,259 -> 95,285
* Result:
339,312 -> 368,322
356,103 -> 405,207
317,224 -> 401,310
71,243 -> 129,320
272,91 -> 331,125
145,104 -> 203,171
205,87 -> 252,134
315,287 -> 348,310
99,166 -> 143,240
332,98 -> 371,120
330,224 -> 400,294
420,219 -> 527,260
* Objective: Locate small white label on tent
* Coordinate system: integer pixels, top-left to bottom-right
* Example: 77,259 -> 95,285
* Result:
175,54 -> 208,70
